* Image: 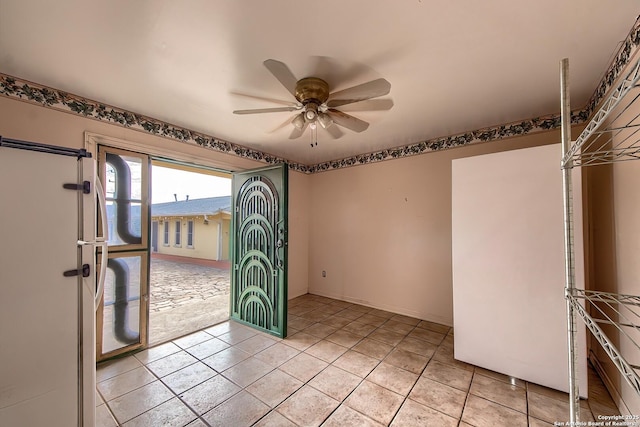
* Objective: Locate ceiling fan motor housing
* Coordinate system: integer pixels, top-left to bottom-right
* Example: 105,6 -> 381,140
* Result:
296,77 -> 329,123
295,77 -> 330,104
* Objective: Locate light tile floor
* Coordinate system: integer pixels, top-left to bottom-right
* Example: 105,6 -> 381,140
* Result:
96,294 -> 620,426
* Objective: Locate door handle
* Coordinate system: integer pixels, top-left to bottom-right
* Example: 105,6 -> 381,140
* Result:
276,223 -> 286,271
64,264 -> 90,278
94,177 -> 109,309
78,239 -> 107,246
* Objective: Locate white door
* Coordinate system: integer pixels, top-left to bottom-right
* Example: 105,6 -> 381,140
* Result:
451,143 -> 587,395
0,144 -> 92,426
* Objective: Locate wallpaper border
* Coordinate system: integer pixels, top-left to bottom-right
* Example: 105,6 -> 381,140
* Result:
1,17 -> 639,173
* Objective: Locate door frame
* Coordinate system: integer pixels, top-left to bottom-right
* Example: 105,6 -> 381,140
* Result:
85,132 -> 244,173
96,145 -> 151,360
85,132 -> 235,358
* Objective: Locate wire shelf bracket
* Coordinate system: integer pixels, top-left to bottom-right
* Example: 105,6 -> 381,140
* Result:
563,56 -> 640,169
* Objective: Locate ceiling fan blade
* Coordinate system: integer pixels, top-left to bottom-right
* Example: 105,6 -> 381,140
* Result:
327,109 -> 369,133
268,115 -> 296,133
233,106 -> 300,115
324,124 -> 344,139
289,121 -> 308,139
338,98 -> 394,112
231,91 -> 300,107
263,59 -> 298,98
327,78 -> 391,108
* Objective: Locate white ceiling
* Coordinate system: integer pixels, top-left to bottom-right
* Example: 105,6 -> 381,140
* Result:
1,1 -> 638,165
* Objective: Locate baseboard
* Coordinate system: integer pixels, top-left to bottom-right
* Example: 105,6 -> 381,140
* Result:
306,289 -> 453,327
589,350 -> 631,415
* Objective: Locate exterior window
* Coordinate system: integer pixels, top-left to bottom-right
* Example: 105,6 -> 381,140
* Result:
174,220 -> 181,246
187,220 -> 194,248
163,221 -> 169,246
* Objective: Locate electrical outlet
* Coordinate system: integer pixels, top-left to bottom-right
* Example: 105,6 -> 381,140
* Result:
322,270 -> 326,277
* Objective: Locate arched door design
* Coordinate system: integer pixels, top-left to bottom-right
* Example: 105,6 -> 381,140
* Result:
231,164 -> 287,338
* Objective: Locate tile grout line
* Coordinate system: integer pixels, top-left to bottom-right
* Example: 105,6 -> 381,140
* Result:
309,339 -> 381,426
194,328 -> 279,426
103,324 -> 250,427
139,347 -> 211,427
298,301 -> 460,425
151,327 -> 226,427
175,324 -> 292,426
265,307 -> 381,426
280,323 -> 368,426
316,310 -> 380,424
458,370 -> 476,427
152,359 -> 213,427
526,381 -> 530,427
388,330 -> 459,426
100,295 -> 605,426
96,386 -> 121,426
385,323 -> 426,426
250,340 -> 350,426
198,324 -> 338,426
299,315 -> 438,426
281,307 -> 462,425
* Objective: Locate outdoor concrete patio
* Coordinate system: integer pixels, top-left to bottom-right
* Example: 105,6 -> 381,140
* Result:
149,255 -> 231,345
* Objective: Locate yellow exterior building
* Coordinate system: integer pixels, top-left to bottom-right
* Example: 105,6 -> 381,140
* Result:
150,196 -> 231,261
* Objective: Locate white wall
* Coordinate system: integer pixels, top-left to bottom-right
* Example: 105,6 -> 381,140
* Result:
451,143 -> 587,394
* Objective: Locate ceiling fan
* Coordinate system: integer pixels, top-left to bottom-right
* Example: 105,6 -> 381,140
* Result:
233,59 -> 393,146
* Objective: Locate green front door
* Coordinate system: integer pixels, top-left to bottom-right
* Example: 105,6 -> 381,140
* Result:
231,164 -> 288,338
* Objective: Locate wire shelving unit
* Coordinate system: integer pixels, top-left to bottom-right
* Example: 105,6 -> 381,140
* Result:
561,53 -> 640,423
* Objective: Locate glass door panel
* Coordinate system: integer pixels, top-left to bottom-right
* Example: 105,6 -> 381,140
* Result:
97,146 -> 150,360
99,252 -> 148,355
103,152 -> 147,249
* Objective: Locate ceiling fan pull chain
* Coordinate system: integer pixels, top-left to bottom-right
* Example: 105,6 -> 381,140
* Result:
310,122 -> 318,147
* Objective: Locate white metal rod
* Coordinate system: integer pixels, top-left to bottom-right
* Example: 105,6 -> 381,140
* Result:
561,57 -> 581,423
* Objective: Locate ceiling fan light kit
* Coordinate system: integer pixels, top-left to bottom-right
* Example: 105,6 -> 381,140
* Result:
233,59 -> 392,146
303,103 -> 319,122
291,113 -> 306,130
317,113 -> 333,129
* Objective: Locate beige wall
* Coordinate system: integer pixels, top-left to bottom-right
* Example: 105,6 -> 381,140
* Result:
153,215 -> 229,261
612,160 -> 640,414
585,156 -> 640,417
307,130 -> 571,325
221,218 -> 231,261
0,97 -> 262,171
287,170 -> 311,299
